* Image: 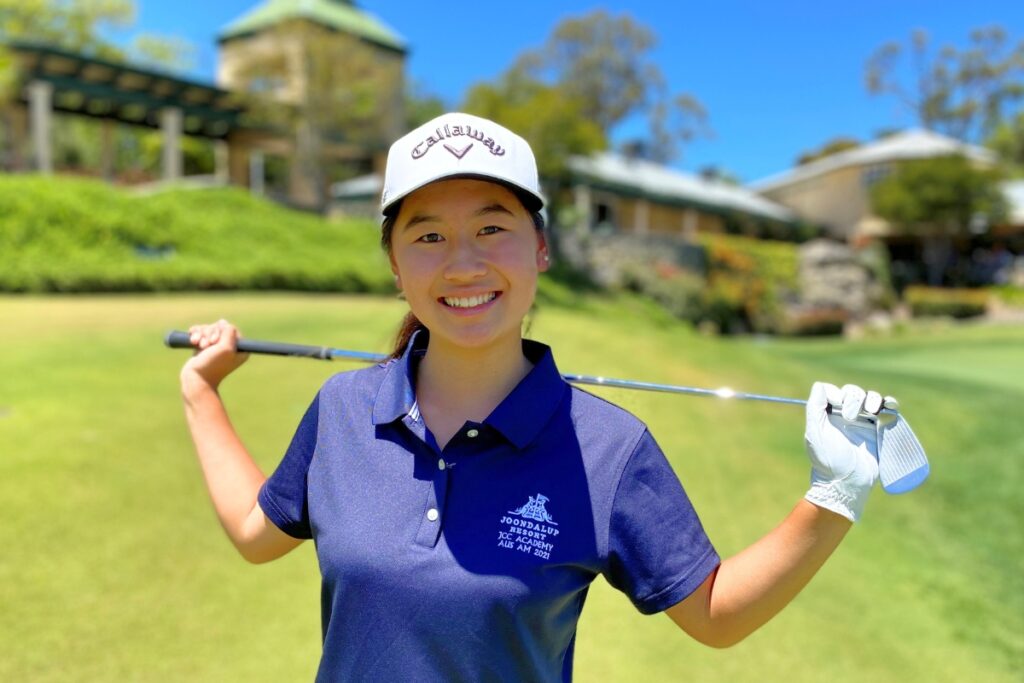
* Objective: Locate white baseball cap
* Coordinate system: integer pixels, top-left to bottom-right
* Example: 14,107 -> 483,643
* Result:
381,112 -> 545,216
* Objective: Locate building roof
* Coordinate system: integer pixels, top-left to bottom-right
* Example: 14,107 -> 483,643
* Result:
1004,180 -> 1024,226
218,0 -> 407,52
331,172 -> 382,199
568,153 -> 797,223
750,129 -> 997,193
5,40 -> 243,139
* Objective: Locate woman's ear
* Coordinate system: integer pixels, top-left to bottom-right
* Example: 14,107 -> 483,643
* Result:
389,255 -> 402,291
536,233 -> 550,273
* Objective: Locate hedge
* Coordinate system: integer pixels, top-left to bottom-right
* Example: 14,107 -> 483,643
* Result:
904,286 -> 990,319
0,176 -> 392,293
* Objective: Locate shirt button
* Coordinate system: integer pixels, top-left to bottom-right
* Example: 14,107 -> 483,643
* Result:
426,508 -> 439,522
438,459 -> 446,471
466,428 -> 480,438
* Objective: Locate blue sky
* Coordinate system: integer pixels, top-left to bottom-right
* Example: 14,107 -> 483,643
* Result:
124,0 -> 1023,183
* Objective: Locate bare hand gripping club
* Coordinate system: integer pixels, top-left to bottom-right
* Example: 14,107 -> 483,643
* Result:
164,330 -> 929,494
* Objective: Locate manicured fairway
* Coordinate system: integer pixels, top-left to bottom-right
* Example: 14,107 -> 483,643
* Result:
1,293 -> 1021,681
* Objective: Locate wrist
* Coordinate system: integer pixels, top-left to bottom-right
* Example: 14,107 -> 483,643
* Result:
180,368 -> 220,404
804,476 -> 870,523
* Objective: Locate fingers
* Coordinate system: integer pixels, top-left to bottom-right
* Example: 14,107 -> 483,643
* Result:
864,390 -> 883,415
806,382 -> 839,441
187,319 -> 241,351
811,381 -> 899,420
840,384 -> 866,421
806,381 -> 829,423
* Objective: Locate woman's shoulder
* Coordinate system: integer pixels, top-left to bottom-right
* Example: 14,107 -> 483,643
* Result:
317,358 -> 397,399
565,384 -> 649,441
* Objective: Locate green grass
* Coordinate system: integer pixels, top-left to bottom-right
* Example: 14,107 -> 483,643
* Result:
1,293 -> 1021,682
0,177 -> 391,293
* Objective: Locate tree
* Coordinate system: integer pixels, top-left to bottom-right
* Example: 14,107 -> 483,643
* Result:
870,155 -> 1007,284
0,0 -> 134,58
865,26 -> 1024,143
128,33 -> 197,75
231,23 -> 402,209
641,93 -> 712,164
405,80 -> 446,130
0,0 -> 203,176
463,73 -> 605,179
1,0 -> 133,112
513,10 -> 657,131
796,136 -> 860,165
0,40 -> 13,102
986,111 -> 1024,177
504,10 -> 709,163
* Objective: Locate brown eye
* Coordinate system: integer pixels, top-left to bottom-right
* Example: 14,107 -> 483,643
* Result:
479,225 -> 504,235
417,232 -> 443,243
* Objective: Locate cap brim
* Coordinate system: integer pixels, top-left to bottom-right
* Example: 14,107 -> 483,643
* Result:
382,173 -> 544,217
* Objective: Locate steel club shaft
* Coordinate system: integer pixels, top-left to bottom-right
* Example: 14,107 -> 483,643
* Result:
164,330 -> 898,414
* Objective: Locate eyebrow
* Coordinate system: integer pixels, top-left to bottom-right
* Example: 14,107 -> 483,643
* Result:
474,202 -> 515,218
402,213 -> 440,231
400,202 -> 516,232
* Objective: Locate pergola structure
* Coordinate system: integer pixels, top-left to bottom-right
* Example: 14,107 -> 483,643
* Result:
2,40 -> 258,185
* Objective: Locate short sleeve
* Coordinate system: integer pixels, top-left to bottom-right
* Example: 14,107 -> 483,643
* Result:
257,393 -> 320,539
603,430 -> 720,615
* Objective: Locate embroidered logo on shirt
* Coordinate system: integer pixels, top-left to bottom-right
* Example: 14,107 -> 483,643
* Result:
510,494 -> 557,524
497,493 -> 559,561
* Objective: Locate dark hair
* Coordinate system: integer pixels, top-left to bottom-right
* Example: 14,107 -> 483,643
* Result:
382,188 -> 546,359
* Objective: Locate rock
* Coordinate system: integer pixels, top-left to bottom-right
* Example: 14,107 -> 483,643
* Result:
798,239 -> 871,316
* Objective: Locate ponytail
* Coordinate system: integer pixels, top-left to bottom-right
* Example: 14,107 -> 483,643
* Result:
390,311 -> 426,359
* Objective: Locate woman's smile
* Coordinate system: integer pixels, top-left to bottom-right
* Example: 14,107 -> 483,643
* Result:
440,290 -> 502,313
390,178 -> 547,349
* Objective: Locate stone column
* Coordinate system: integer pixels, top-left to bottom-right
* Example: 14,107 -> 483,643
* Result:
28,80 -> 53,174
573,183 -> 592,234
160,107 -> 183,180
683,207 -> 699,239
226,134 -> 250,187
214,140 -> 229,184
249,150 -> 265,195
635,198 -> 650,235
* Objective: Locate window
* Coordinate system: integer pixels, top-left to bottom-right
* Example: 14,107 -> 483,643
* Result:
861,163 -> 892,187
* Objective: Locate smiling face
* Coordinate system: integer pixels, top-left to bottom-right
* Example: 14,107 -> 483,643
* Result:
388,178 -> 548,351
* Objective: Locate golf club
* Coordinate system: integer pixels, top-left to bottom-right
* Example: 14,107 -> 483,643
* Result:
164,330 -> 929,493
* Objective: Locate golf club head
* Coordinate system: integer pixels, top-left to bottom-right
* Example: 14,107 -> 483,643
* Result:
876,415 -> 930,494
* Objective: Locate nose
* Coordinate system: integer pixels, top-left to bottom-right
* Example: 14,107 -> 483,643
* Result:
442,236 -> 487,282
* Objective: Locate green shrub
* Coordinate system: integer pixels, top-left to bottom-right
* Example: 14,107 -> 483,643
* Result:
990,285 -> 1024,307
699,274 -> 750,333
905,286 -> 990,318
695,234 -> 799,333
778,306 -> 849,336
0,176 -> 392,293
620,262 -> 706,321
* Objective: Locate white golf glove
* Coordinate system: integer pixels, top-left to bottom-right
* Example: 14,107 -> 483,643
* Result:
804,382 -> 884,522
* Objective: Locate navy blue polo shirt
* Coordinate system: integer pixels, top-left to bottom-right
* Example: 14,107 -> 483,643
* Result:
258,330 -> 720,682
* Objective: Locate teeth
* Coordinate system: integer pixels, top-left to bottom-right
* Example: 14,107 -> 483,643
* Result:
443,292 -> 497,308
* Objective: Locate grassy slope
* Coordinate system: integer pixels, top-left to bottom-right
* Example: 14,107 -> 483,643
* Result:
0,177 -> 391,293
0,293 -> 1020,682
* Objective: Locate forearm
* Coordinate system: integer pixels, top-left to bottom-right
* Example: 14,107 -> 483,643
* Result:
706,500 -> 851,646
181,372 -> 267,548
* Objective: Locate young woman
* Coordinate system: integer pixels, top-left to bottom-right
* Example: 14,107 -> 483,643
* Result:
180,113 -> 886,681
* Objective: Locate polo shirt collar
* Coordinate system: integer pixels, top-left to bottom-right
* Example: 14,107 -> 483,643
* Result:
371,329 -> 568,451
372,329 -> 428,427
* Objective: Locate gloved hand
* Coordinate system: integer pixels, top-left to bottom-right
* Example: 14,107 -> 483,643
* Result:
804,382 -> 885,522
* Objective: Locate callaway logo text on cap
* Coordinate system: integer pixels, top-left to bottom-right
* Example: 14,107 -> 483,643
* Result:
381,112 -> 544,215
